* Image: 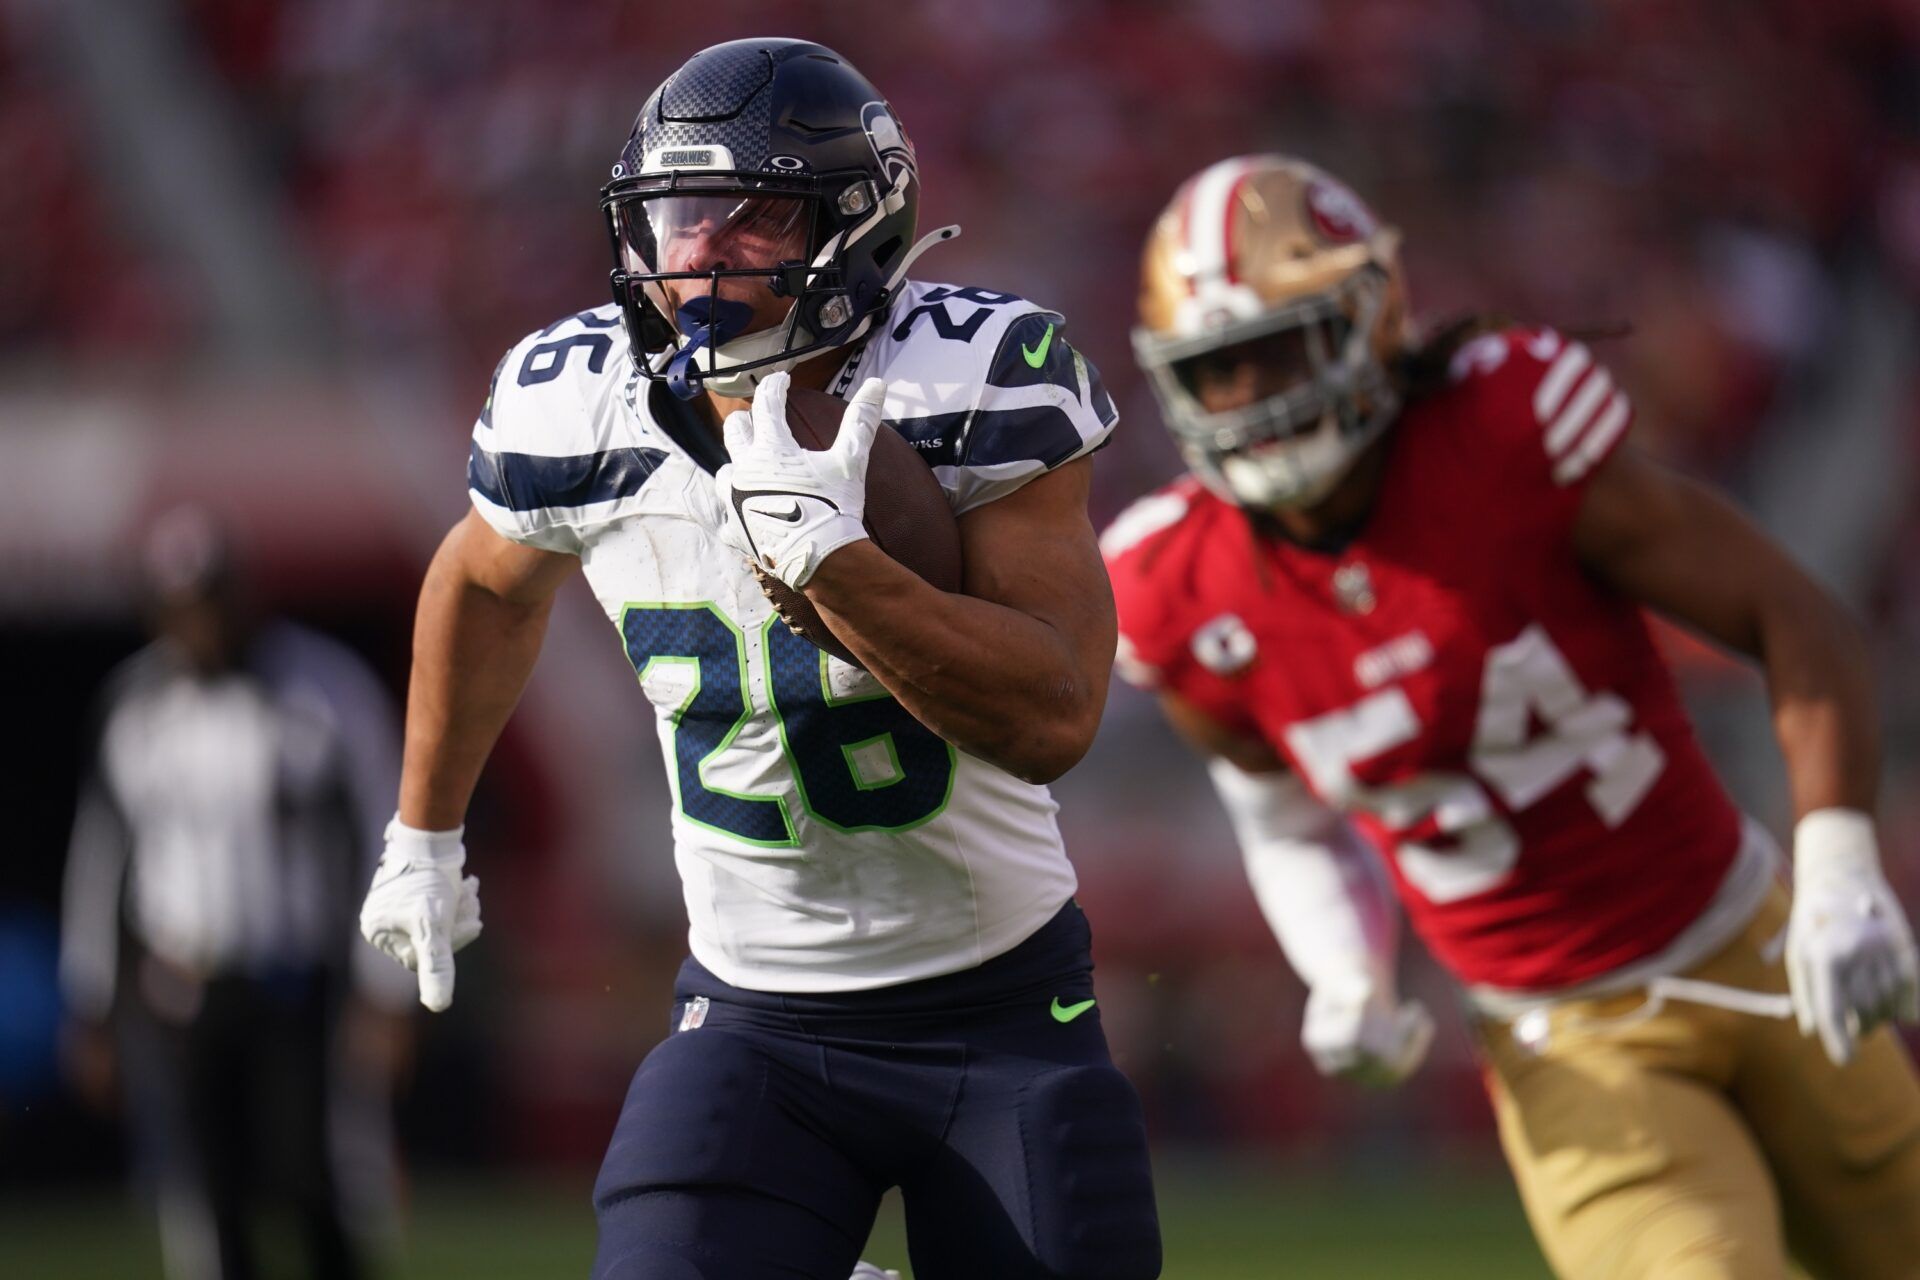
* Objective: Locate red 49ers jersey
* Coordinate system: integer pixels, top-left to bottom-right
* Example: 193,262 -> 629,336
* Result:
1104,327 -> 1744,992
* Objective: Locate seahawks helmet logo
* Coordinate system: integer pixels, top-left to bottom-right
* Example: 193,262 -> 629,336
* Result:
861,102 -> 915,187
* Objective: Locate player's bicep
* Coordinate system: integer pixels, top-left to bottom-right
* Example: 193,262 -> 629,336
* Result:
1572,444 -> 1790,656
442,508 -> 578,608
956,456 -> 1114,669
1158,688 -> 1287,774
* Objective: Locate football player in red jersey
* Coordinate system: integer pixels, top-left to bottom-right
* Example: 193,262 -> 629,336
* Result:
1104,154 -> 1920,1278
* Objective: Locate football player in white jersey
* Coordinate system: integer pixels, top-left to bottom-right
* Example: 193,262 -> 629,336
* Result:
357,38 -> 1160,1280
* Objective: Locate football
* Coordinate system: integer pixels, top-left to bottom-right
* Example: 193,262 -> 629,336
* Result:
756,386 -> 963,668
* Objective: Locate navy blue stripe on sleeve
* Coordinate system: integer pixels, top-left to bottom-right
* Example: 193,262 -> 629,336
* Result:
468,442 -> 669,513
961,404 -> 1087,469
983,311 -> 1079,394
885,412 -> 965,469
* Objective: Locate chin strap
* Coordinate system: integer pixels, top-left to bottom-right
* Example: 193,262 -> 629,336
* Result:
664,296 -> 757,400
889,223 -> 963,279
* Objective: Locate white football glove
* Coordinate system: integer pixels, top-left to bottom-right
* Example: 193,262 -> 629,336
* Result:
1302,980 -> 1435,1088
712,371 -> 883,589
359,816 -> 482,1012
1786,808 -> 1919,1065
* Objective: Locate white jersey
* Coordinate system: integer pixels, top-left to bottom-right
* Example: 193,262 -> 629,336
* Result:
467,282 -> 1119,991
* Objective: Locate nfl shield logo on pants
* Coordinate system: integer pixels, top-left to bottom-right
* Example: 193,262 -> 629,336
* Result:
678,996 -> 710,1031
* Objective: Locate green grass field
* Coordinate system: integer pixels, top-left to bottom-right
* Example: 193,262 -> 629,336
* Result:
0,1160 -> 1549,1278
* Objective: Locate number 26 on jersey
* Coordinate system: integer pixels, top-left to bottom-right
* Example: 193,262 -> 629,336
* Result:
621,602 -> 956,844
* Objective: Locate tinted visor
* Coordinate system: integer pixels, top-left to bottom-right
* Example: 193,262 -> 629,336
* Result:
615,192 -> 815,277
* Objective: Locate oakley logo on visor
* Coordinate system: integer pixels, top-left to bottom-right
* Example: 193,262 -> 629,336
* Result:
645,145 -> 734,172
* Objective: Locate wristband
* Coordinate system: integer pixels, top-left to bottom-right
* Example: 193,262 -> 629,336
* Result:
1793,807 -> 1879,880
384,814 -> 466,866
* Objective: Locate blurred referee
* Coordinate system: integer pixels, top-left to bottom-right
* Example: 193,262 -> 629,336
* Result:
58,507 -> 412,1280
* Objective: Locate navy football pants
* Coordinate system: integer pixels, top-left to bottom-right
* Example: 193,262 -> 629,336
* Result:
590,902 -> 1162,1279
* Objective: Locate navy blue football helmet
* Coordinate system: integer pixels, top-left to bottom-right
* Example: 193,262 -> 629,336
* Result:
602,39 -> 953,399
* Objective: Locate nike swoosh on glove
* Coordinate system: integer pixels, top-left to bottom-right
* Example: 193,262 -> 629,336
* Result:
1302,980 -> 1435,1088
1787,808 -> 1920,1066
713,371 -> 883,588
359,816 -> 482,1012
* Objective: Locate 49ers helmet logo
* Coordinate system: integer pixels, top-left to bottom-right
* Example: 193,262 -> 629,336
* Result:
1304,178 -> 1377,244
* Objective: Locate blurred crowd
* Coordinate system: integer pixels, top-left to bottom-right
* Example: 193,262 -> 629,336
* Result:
6,1 -> 1920,463
7,0 -> 1920,1193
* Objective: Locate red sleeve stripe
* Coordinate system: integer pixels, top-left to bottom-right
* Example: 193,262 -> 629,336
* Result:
1552,394 -> 1631,485
1543,366 -> 1615,457
1531,341 -> 1591,422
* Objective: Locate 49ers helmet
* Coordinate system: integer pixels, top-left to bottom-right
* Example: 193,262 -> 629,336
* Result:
1134,155 -> 1408,509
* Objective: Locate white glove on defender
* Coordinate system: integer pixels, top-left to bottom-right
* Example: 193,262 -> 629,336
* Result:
1787,808 -> 1919,1065
713,371 -> 884,589
1303,981 -> 1435,1088
359,816 -> 482,1012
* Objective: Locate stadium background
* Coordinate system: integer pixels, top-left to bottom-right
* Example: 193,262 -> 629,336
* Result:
5,0 -> 1920,1274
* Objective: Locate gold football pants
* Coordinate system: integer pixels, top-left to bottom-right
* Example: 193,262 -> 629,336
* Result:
1477,887 -> 1920,1279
